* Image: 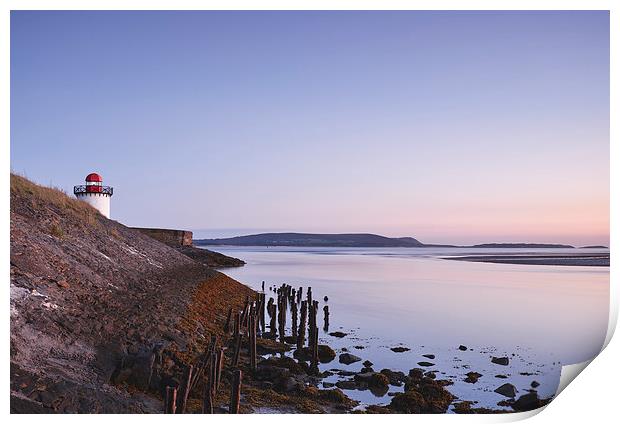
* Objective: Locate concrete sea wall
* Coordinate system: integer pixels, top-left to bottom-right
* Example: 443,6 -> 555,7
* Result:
131,227 -> 193,247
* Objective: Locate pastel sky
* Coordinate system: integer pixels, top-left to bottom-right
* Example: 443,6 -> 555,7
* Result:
10,11 -> 609,246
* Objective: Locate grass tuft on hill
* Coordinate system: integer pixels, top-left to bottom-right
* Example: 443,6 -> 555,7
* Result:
11,173 -> 102,231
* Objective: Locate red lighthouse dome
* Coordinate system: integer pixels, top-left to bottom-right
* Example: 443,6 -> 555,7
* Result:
85,173 -> 104,193
85,173 -> 103,183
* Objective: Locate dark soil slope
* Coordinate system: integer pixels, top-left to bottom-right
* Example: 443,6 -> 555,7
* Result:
10,174 -> 254,413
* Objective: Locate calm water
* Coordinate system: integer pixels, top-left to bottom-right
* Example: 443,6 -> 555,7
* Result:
206,246 -> 609,410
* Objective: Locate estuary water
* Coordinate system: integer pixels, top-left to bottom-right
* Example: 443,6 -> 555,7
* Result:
205,246 -> 609,410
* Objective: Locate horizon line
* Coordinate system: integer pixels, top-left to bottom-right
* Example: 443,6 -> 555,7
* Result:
189,230 -> 609,248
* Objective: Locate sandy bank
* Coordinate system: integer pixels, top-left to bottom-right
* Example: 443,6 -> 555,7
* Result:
445,254 -> 609,266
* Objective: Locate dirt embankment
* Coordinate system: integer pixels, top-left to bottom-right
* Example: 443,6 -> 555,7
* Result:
9,174 -> 252,413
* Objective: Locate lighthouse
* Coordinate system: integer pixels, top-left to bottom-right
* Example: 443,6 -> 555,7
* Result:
73,173 -> 113,218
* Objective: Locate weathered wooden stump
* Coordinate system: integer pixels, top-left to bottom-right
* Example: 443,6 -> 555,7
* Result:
177,365 -> 193,413
224,307 -> 233,334
291,301 -> 298,339
249,314 -> 257,371
229,370 -> 242,414
323,305 -> 330,332
216,347 -> 224,390
297,300 -> 307,350
165,386 -> 177,414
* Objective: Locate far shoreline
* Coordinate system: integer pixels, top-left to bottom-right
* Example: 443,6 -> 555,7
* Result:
443,254 -> 610,267
199,244 -> 610,267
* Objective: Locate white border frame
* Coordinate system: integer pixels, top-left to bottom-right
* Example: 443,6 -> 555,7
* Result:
2,2 -> 616,423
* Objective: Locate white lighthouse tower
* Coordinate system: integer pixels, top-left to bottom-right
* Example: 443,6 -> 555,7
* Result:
74,173 -> 113,218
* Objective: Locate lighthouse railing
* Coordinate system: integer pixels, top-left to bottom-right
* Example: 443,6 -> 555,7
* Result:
73,185 -> 113,195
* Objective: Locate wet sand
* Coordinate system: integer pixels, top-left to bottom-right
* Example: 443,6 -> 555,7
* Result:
444,254 -> 609,266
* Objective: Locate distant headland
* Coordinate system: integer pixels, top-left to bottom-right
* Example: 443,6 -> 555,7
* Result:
194,232 -> 605,249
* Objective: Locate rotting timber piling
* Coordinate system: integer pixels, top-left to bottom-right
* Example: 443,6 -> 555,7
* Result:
159,282 -> 334,413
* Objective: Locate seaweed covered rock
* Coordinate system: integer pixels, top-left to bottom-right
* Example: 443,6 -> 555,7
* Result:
491,357 -> 509,366
256,339 -> 292,355
318,388 -> 352,405
494,383 -> 517,398
318,345 -> 337,363
390,390 -> 427,413
364,405 -> 393,414
452,401 -> 503,414
393,371 -> 455,413
354,372 -> 390,390
293,345 -> 336,363
464,372 -> 482,384
258,356 -> 306,375
335,380 -> 357,390
275,376 -> 304,393
510,392 -> 552,411
381,369 -> 407,386
339,353 -> 362,365
408,368 -> 425,380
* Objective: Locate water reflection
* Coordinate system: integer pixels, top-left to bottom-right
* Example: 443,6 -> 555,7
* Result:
207,246 -> 609,408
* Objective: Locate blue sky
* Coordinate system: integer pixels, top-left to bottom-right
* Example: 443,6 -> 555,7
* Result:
10,11 -> 609,245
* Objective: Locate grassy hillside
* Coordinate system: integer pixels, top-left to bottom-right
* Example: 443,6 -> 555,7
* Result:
10,174 -> 254,413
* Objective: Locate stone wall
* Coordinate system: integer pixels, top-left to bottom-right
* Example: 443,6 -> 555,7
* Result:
131,227 -> 193,247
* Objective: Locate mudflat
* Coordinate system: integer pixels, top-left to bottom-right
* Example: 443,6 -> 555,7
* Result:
445,254 -> 609,266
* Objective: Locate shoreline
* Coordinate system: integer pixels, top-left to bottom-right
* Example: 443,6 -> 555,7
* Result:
444,254 -> 610,267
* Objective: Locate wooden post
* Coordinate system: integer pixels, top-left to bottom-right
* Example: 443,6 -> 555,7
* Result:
312,322 -> 319,374
310,301 -> 319,373
210,351 -> 217,396
246,302 -> 254,337
291,300 -> 298,339
178,364 -> 193,414
224,307 -> 233,334
260,293 -> 266,334
261,280 -> 265,292
245,300 -> 252,329
229,370 -> 242,414
203,350 -> 218,413
307,300 -> 315,349
190,335 -> 216,393
278,295 -> 286,342
323,305 -> 329,332
241,299 -> 250,329
216,347 -> 224,390
165,386 -> 177,414
232,334 -> 242,368
231,312 -> 241,367
269,302 -> 277,336
249,314 -> 257,371
234,311 -> 241,336
297,300 -> 307,350
203,383 -> 213,414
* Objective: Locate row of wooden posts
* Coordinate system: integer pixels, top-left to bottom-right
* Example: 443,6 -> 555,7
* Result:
164,333 -> 242,414
267,284 -> 328,370
164,283 -> 329,413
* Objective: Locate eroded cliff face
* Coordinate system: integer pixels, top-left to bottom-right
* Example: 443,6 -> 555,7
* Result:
10,174 -> 252,413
